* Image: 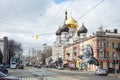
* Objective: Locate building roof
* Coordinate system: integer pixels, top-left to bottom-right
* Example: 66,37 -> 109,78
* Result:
61,23 -> 69,32
78,23 -> 87,33
56,26 -> 62,35
65,16 -> 78,29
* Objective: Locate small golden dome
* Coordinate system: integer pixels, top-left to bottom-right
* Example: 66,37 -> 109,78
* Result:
65,16 -> 78,28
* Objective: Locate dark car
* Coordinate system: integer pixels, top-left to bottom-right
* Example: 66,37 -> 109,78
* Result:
107,68 -> 115,73
18,64 -> 24,69
37,65 -> 41,68
0,71 -> 19,80
0,65 -> 8,74
33,64 -> 38,68
4,64 -> 10,69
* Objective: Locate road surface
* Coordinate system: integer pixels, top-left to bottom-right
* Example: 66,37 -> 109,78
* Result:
8,67 -> 120,80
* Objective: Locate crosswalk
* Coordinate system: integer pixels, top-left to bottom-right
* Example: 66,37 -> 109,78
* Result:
27,67 -> 56,76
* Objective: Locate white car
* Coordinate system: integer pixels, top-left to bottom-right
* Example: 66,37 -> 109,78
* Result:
95,68 -> 108,76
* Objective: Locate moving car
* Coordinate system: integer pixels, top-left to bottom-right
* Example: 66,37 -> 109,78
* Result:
95,67 -> 108,76
0,65 -> 8,74
0,71 -> 19,80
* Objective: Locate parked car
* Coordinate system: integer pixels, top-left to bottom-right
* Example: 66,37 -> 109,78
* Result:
95,67 -> 108,76
18,64 -> 24,69
33,64 -> 38,68
48,63 -> 57,68
0,71 -> 19,80
107,68 -> 115,73
43,65 -> 49,68
57,67 -> 64,70
0,65 -> 8,74
4,64 -> 10,69
37,65 -> 41,68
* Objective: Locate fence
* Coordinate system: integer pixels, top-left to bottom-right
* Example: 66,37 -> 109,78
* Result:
20,75 -> 57,80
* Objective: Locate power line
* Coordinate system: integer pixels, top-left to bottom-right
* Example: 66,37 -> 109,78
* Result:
0,21 -> 46,28
48,1 -> 66,26
38,33 -> 55,36
110,19 -> 120,24
55,0 -> 76,25
7,0 -> 25,24
77,0 -> 104,21
31,33 -> 55,37
48,0 -> 76,27
104,19 -> 120,28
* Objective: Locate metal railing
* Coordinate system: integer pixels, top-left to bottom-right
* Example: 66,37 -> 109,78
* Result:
20,75 -> 57,80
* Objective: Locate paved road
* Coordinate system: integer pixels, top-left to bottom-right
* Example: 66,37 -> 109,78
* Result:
8,67 -> 120,80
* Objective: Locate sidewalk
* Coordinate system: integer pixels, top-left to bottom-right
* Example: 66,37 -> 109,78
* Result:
108,73 -> 120,78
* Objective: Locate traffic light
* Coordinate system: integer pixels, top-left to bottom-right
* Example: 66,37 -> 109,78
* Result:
36,34 -> 39,40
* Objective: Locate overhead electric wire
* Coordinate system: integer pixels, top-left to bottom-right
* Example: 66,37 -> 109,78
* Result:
65,0 -> 76,16
45,35 -> 56,46
104,19 -> 120,28
7,0 -> 25,24
77,0 -> 104,21
110,19 -> 120,24
55,0 -> 76,25
48,0 -> 76,27
48,1 -> 66,26
0,21 -> 46,28
38,33 -> 55,36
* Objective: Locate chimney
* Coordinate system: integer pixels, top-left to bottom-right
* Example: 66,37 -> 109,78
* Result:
114,29 -> 118,33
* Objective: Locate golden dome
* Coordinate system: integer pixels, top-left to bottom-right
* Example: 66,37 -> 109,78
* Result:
65,16 -> 78,28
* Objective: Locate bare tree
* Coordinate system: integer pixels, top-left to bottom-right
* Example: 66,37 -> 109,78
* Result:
41,47 -> 52,65
8,39 -> 23,64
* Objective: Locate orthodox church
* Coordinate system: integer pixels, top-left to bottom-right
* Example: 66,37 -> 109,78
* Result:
52,11 -> 120,71
52,10 -> 88,68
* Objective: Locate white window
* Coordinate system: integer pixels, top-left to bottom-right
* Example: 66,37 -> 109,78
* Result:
112,42 -> 115,48
99,41 -> 103,48
112,52 -> 115,59
106,42 -> 110,48
106,52 -> 109,58
65,33 -> 67,38
99,51 -> 104,58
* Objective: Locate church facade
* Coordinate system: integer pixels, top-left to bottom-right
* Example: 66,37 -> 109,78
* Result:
52,11 -> 120,71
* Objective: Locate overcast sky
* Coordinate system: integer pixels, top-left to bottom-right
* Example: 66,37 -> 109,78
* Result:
0,0 -> 120,55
